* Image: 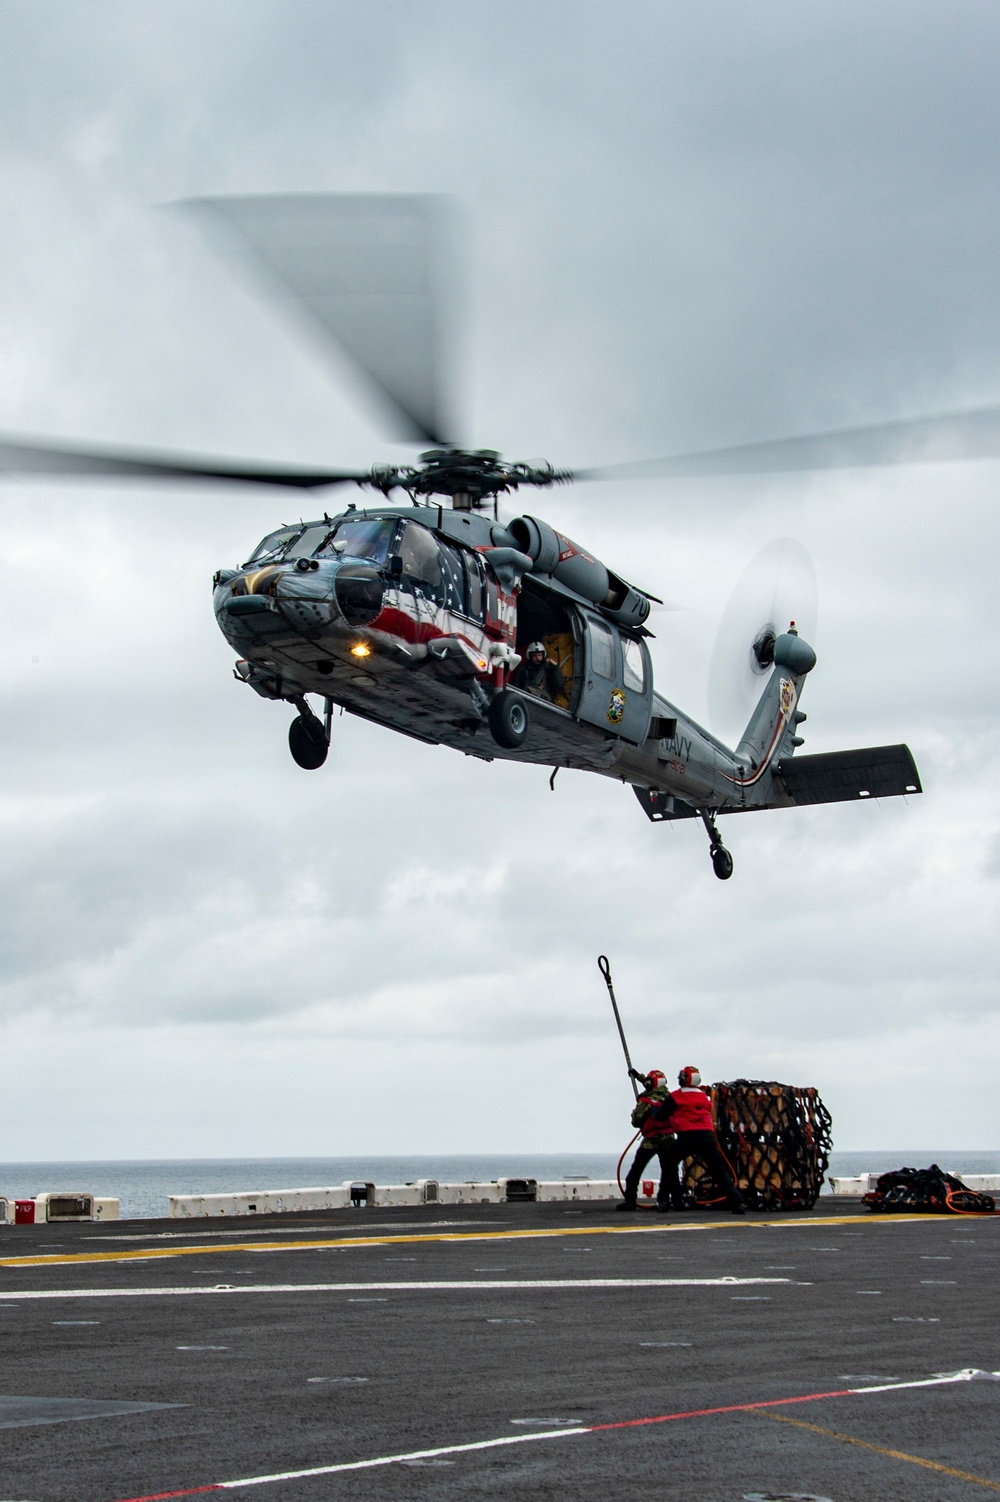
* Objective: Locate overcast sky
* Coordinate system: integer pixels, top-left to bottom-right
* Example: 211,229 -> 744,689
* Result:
0,2 -> 997,1162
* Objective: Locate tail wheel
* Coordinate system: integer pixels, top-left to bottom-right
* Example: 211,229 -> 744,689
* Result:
711,845 -> 734,880
289,714 -> 328,770
488,690 -> 529,749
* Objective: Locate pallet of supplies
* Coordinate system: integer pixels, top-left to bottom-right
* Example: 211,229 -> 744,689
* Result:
682,1079 -> 832,1211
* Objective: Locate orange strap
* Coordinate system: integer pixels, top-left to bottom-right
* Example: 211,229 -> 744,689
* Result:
616,1132 -> 641,1196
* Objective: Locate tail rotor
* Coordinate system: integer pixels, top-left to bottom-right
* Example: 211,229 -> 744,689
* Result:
707,537 -> 818,748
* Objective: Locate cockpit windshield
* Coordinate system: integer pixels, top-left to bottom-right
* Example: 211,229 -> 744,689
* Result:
285,524 -> 333,559
320,516 -> 396,565
246,516 -> 397,567
245,525 -> 301,565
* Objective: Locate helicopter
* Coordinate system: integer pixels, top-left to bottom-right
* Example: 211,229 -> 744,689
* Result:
10,190 -> 990,880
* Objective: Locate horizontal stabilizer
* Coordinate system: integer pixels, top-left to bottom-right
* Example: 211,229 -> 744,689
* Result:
775,744 -> 921,805
633,787 -> 699,822
633,742 -> 921,824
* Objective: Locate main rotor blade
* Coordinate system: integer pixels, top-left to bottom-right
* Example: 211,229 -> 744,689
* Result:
182,194 -> 457,447
0,435 -> 367,489
573,404 -> 1000,481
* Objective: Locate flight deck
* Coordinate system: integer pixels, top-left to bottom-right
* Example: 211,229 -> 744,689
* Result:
0,1199 -> 997,1502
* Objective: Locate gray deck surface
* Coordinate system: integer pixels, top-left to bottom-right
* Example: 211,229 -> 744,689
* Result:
0,1198 -> 996,1501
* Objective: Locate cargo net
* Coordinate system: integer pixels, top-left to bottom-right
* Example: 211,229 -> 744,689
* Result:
862,1165 -> 996,1216
682,1080 -> 832,1212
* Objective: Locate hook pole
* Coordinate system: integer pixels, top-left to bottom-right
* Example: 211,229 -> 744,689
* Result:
597,954 -> 640,1100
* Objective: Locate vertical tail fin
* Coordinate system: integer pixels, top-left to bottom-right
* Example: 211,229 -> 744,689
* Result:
735,629 -> 816,782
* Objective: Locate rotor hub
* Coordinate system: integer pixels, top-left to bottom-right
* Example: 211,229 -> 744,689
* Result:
365,448 -> 571,507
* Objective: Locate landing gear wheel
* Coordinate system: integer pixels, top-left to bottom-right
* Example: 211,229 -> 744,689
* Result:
699,807 -> 734,880
289,714 -> 328,769
488,689 -> 529,749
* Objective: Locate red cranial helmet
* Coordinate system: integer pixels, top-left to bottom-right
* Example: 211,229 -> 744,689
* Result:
646,1069 -> 666,1088
678,1066 -> 702,1087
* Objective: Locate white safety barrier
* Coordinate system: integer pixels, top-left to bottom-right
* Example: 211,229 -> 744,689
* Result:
169,1180 -> 453,1217
958,1174 -> 1000,1192
38,1193 -> 120,1222
169,1186 -> 352,1218
535,1180 -> 619,1202
168,1177 -> 620,1218
2,1194 -> 120,1223
434,1182 -> 505,1206
828,1175 -> 878,1195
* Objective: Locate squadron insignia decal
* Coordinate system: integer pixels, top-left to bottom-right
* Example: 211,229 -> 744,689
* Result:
608,687 -> 626,724
779,677 -> 796,718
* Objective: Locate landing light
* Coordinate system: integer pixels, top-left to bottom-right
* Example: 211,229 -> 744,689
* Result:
351,642 -> 372,658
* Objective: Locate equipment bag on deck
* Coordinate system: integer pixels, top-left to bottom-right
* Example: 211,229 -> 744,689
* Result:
862,1164 -> 996,1215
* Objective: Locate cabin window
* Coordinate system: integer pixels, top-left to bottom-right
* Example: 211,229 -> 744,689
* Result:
588,618 -> 616,680
484,565 -> 500,625
439,542 -> 468,614
464,551 -> 484,621
622,636 -> 645,691
398,521 -> 446,606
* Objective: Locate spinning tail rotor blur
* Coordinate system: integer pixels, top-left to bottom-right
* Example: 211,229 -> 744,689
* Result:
707,537 -> 818,748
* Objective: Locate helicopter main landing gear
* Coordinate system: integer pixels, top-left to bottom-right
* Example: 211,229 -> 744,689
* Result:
289,696 -> 333,770
699,808 -> 734,880
488,689 -> 529,749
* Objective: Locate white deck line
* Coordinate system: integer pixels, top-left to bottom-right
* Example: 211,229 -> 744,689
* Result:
219,1428 -> 589,1487
0,1276 -> 793,1301
849,1369 -> 997,1394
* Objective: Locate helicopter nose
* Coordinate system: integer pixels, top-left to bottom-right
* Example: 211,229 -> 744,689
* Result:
334,563 -> 384,626
223,593 -> 273,619
219,565 -> 283,621
236,566 -> 282,595
216,558 -> 384,631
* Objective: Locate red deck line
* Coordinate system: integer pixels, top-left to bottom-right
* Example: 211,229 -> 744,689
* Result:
588,1387 -> 857,1430
114,1490 -> 222,1500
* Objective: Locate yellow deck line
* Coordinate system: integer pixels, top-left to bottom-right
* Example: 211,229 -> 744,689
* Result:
0,1211 -> 962,1271
760,1410 -> 1000,1493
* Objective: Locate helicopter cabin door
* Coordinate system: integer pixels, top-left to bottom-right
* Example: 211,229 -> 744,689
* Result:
576,612 -> 652,745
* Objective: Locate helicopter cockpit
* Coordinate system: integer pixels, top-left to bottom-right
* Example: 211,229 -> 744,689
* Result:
317,516 -> 395,565
246,516 -> 397,568
244,525 -> 301,565
243,512 -> 490,626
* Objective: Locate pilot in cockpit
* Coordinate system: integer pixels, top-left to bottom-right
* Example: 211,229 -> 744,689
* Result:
513,641 -> 566,704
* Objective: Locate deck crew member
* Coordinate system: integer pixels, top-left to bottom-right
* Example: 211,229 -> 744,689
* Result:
513,641 -> 566,704
650,1067 -> 747,1215
618,1069 -> 679,1212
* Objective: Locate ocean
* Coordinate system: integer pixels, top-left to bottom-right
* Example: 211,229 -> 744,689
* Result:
1,1151 -> 997,1220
